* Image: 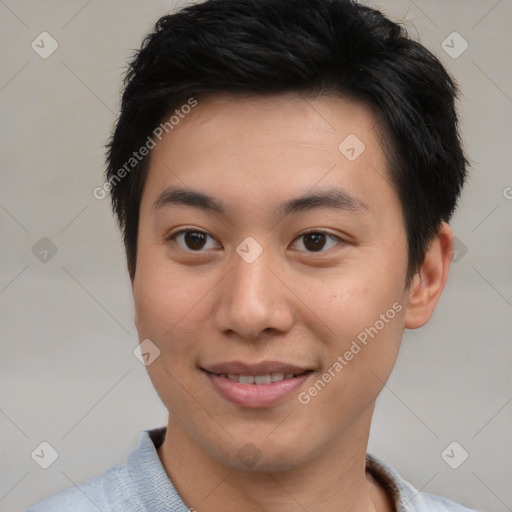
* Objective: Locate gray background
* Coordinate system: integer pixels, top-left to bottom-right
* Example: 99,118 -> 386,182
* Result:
0,1 -> 511,511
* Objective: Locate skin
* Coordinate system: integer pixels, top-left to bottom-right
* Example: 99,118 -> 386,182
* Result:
131,93 -> 454,512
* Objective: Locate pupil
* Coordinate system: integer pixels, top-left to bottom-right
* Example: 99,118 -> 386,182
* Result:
304,233 -> 325,251
185,232 -> 206,250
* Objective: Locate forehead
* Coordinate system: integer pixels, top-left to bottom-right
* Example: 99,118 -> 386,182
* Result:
142,93 -> 394,215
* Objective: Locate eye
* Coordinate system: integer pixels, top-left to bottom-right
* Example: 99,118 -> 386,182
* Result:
168,228 -> 343,253
290,230 -> 342,253
169,229 -> 220,251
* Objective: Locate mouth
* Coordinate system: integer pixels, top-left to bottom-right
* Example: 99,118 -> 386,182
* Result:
203,370 -> 312,385
201,362 -> 314,407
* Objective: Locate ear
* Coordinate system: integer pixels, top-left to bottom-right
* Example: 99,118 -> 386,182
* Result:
404,222 -> 454,329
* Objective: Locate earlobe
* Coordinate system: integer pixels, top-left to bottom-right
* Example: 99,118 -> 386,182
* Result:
404,222 -> 454,329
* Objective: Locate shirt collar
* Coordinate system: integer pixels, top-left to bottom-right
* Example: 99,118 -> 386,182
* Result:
127,426 -> 189,511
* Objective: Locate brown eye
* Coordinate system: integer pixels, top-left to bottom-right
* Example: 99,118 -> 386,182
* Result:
170,230 -> 219,251
303,232 -> 327,251
291,231 -> 341,253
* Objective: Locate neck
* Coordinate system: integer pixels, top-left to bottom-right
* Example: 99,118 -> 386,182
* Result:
157,407 -> 394,512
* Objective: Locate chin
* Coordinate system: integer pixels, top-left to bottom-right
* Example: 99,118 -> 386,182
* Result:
207,434 -> 316,473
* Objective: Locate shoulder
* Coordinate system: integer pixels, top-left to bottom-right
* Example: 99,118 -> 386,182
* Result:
27,463 -> 136,512
27,427 -> 176,512
366,453 -> 481,512
410,490 -> 481,511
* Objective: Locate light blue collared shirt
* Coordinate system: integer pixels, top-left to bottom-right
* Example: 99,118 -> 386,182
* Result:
28,427 -> 480,512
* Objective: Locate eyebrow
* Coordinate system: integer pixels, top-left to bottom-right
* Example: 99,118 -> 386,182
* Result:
152,186 -> 369,216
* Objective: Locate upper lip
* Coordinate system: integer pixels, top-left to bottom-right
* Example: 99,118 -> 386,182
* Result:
202,361 -> 312,376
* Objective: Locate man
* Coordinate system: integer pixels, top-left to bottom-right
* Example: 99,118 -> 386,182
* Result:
29,0 -> 477,510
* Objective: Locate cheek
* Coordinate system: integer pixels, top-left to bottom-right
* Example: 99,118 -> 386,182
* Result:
320,270 -> 405,372
132,252 -> 204,341
132,258 -> 210,399
305,296 -> 405,424
321,275 -> 377,332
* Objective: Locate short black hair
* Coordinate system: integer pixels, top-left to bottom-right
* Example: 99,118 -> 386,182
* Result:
105,0 -> 468,282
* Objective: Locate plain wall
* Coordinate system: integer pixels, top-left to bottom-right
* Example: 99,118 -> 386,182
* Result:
0,1 -> 511,511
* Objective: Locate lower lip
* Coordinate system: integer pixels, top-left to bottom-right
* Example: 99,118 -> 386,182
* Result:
204,371 -> 312,408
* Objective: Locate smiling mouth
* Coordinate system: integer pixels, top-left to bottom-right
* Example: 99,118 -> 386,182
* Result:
202,366 -> 315,407
203,370 -> 313,385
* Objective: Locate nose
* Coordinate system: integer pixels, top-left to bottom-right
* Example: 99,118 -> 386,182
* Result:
212,246 -> 295,341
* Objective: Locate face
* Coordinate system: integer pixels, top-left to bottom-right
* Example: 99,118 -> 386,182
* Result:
132,93 -> 411,471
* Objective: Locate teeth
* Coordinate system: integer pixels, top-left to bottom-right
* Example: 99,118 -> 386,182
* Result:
255,374 -> 271,385
219,372 -> 300,385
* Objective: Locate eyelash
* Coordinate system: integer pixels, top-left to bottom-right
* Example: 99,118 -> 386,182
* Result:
167,228 -> 344,254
